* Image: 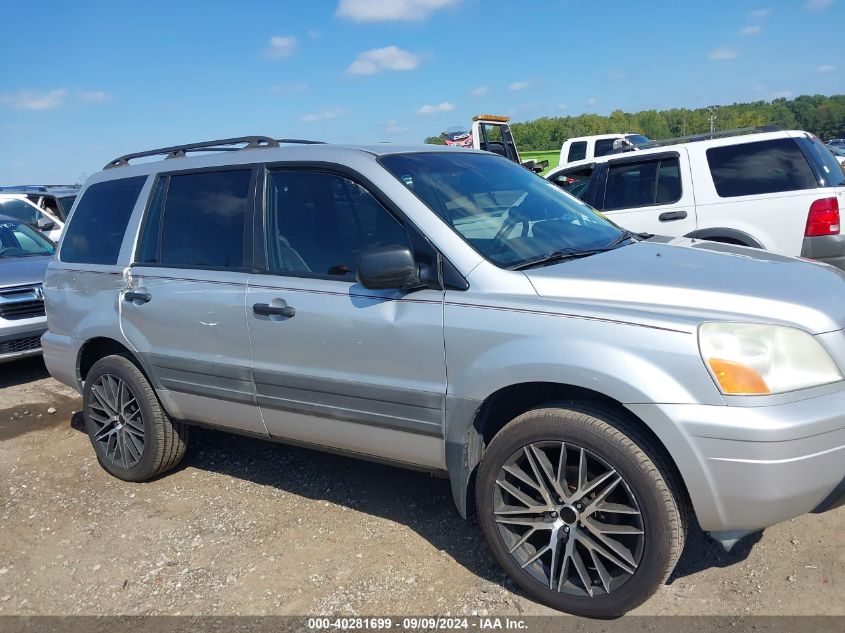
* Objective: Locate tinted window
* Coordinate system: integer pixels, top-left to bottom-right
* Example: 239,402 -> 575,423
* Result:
706,139 -> 818,197
138,169 -> 252,269
381,153 -> 622,269
796,136 -> 845,187
61,177 -> 146,265
594,138 -> 617,157
602,157 -> 682,210
266,170 -> 409,279
0,199 -> 39,225
567,141 -> 587,162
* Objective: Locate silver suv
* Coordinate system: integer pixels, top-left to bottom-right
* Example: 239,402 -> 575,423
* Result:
43,136 -> 845,617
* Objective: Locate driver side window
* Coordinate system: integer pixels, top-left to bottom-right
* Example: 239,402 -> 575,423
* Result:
266,170 -> 410,279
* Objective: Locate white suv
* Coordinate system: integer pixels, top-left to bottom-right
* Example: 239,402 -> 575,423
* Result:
546,130 -> 845,269
559,133 -> 650,166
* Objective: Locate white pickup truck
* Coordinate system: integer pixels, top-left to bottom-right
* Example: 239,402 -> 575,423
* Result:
442,115 -> 548,173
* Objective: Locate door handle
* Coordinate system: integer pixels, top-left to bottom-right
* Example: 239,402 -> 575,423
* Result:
124,290 -> 151,303
658,210 -> 688,222
253,303 -> 295,318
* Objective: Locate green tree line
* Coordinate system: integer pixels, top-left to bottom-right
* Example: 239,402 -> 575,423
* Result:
424,94 -> 845,149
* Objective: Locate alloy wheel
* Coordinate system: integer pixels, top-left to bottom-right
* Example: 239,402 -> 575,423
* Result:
87,373 -> 145,469
493,441 -> 644,597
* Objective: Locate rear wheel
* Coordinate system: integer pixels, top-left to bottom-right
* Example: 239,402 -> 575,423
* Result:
83,355 -> 189,481
476,405 -> 685,617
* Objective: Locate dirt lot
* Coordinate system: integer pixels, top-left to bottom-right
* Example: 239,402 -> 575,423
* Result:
0,357 -> 843,617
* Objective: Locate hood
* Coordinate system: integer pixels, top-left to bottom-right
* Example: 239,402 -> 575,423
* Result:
524,238 -> 845,334
0,255 -> 51,289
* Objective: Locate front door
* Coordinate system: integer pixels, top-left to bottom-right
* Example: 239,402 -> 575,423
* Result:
247,167 -> 447,469
120,166 -> 267,436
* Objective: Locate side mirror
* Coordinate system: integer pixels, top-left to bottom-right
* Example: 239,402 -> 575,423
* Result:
37,217 -> 56,231
356,246 -> 420,290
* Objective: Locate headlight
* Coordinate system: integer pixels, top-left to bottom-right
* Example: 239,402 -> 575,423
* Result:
698,322 -> 842,395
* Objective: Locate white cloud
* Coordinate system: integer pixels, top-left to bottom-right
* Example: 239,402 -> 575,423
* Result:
708,46 -> 738,60
606,70 -> 627,80
78,90 -> 112,104
385,118 -> 411,134
300,107 -> 345,122
739,25 -> 761,35
416,101 -> 455,115
805,0 -> 832,10
818,64 -> 836,74
307,29 -> 321,38
771,90 -> 793,99
265,35 -> 297,59
269,83 -> 310,94
749,8 -> 771,18
471,86 -> 490,97
586,97 -> 597,108
347,46 -> 420,75
509,81 -> 531,91
0,88 -> 67,110
336,0 -> 459,22
556,103 -> 568,111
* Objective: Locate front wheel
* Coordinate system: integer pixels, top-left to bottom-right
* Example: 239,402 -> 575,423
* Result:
476,405 -> 686,617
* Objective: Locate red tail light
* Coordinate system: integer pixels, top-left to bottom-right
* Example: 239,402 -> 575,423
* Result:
805,198 -> 840,237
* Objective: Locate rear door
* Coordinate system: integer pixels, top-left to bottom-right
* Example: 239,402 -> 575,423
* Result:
594,149 -> 697,236
120,166 -> 267,436
246,166 -> 447,469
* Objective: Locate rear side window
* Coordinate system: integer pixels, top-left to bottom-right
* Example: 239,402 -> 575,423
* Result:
594,138 -> 617,157
137,169 -> 252,270
706,139 -> 818,197
567,141 -> 587,162
601,157 -> 682,210
61,176 -> 146,265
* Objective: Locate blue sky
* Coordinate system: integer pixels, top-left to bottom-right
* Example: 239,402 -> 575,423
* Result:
1,0 -> 843,183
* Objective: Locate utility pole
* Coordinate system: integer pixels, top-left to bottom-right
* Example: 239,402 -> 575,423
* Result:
708,106 -> 717,137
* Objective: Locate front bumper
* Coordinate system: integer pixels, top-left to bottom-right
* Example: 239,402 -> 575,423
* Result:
628,386 -> 845,532
801,234 -> 845,271
0,322 -> 47,363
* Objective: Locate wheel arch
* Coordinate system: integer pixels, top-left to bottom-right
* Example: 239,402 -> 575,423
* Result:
445,382 -> 691,521
77,336 -> 154,387
684,227 -> 764,248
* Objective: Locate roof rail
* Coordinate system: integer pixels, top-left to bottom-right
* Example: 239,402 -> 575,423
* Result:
103,136 -> 281,170
277,138 -> 326,145
632,125 -> 783,151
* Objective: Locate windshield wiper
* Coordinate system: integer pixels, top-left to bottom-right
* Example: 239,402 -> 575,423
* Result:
508,247 -> 613,270
605,229 -> 640,248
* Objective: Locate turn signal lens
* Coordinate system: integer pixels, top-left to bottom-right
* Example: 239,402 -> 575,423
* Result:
707,358 -> 770,394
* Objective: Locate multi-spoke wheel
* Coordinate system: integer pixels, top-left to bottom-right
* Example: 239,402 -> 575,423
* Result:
476,405 -> 686,617
83,354 -> 189,481
88,373 -> 146,469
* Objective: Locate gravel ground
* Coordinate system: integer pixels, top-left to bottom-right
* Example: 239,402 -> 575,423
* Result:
0,357 -> 843,617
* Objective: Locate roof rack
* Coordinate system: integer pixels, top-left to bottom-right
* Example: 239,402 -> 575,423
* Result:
104,136 -> 288,170
630,125 -> 783,151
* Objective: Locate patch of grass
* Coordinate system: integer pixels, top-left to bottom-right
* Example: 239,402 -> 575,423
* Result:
520,150 -> 559,174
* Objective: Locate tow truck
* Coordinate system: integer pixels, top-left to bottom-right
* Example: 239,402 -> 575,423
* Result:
441,115 -> 548,173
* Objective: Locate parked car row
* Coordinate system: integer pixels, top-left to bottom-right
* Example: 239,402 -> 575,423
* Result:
546,128 -> 845,270
13,134 -> 840,618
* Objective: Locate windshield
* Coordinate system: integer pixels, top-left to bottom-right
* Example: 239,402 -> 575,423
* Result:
625,134 -> 651,145
380,152 -> 623,269
0,220 -> 55,258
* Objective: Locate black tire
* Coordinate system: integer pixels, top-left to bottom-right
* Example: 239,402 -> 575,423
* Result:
83,354 -> 189,481
476,404 -> 686,617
